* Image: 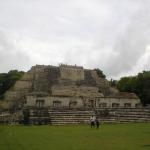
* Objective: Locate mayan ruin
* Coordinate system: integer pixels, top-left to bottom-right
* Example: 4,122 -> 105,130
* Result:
0,64 -> 149,125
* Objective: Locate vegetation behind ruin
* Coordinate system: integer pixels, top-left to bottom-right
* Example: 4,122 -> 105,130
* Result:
0,70 -> 24,100
110,71 -> 150,106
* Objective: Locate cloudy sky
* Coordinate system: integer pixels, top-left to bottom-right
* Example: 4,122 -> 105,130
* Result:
0,0 -> 150,79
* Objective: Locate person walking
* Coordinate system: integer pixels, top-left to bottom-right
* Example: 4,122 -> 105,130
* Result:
95,117 -> 100,129
90,115 -> 95,128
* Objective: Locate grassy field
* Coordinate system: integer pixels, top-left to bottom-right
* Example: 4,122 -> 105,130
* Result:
0,123 -> 150,150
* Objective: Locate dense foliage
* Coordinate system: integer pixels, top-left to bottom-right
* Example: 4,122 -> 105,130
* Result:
116,71 -> 150,105
0,70 -> 24,100
94,68 -> 106,78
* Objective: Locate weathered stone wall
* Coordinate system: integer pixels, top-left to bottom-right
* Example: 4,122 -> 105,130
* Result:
25,95 -> 140,108
13,81 -> 32,90
25,96 -> 83,108
99,97 -> 141,108
60,65 -> 84,81
31,65 -> 51,92
51,85 -> 103,97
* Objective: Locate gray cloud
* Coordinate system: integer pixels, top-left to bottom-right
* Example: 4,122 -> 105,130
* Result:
103,1 -> 150,78
0,0 -> 150,79
0,30 -> 31,72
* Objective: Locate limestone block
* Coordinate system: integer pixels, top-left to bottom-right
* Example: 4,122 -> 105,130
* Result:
51,85 -> 103,97
51,85 -> 77,96
60,65 -> 84,81
77,86 -> 103,97
21,73 -> 34,80
99,97 -> 141,108
13,81 -> 32,90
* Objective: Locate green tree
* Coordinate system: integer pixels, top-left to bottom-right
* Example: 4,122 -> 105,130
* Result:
109,79 -> 117,87
94,68 -> 106,78
0,70 -> 25,100
116,71 -> 150,105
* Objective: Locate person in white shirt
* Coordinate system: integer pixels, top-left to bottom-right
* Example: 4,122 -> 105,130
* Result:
90,115 -> 95,128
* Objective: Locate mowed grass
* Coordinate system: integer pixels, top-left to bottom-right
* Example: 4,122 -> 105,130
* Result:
0,123 -> 150,150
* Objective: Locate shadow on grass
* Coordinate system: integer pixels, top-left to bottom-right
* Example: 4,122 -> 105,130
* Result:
142,145 -> 150,147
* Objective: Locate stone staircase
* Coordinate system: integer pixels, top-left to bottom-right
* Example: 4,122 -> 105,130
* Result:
97,108 -> 150,123
49,109 -> 95,125
1,108 -> 150,125
49,108 -> 150,125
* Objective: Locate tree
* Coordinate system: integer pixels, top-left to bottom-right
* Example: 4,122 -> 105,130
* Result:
109,79 -> 117,87
94,68 -> 106,78
116,71 -> 150,106
0,70 -> 25,100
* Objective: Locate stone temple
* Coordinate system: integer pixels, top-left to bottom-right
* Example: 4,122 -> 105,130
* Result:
1,64 -> 149,125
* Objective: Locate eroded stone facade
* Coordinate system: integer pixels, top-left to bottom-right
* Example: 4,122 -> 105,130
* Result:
0,64 -> 142,124
2,64 -> 141,109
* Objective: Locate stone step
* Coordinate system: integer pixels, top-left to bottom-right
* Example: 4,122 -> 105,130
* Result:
116,114 -> 150,117
50,116 -> 91,118
99,120 -> 150,123
47,109 -> 150,124
101,117 -> 150,120
51,119 -> 150,125
51,119 -> 89,122
50,115 -> 150,118
50,117 -> 90,119
100,109 -> 150,112
50,118 -> 150,123
51,121 -> 89,124
49,112 -> 95,115
50,114 -> 91,117
49,109 -> 94,111
115,114 -> 150,117
117,111 -> 150,113
50,118 -> 90,121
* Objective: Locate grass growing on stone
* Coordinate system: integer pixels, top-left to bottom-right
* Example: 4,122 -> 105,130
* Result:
0,123 -> 150,150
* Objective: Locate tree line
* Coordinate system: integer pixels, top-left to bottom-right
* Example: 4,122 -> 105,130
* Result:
110,71 -> 150,106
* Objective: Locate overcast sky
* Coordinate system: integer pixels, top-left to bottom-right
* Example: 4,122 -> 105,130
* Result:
0,0 -> 150,79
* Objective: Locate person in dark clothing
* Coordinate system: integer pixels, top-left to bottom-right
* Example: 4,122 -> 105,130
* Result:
95,117 -> 100,129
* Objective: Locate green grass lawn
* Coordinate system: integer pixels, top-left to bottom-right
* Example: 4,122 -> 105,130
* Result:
0,123 -> 150,150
